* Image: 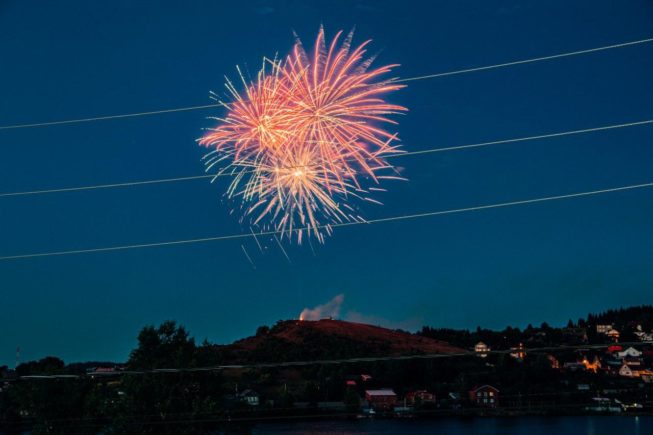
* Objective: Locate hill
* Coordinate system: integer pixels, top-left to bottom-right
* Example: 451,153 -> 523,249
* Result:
220,319 -> 464,363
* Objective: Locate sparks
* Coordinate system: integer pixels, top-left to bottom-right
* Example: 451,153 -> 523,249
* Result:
199,26 -> 407,243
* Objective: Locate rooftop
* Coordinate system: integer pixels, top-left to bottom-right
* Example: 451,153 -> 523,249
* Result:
366,389 -> 396,396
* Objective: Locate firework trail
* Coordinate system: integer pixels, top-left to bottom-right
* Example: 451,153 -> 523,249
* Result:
241,244 -> 256,269
199,26 -> 406,243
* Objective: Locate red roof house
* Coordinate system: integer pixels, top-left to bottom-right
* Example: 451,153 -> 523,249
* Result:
469,385 -> 499,408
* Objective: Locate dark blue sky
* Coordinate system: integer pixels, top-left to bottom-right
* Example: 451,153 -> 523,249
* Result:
1,0 -> 652,365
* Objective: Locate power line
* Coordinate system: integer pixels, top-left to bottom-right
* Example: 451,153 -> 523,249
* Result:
399,118 -> 653,157
1,36 -> 651,131
0,174 -> 215,198
1,181 -> 651,262
396,36 -> 653,82
7,340 -> 652,379
2,118 -> 651,198
0,103 -> 222,130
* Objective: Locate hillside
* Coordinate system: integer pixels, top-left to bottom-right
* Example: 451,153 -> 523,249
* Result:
221,319 -> 464,363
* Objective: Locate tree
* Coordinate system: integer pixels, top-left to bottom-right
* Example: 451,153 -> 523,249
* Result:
128,321 -> 196,369
16,356 -> 65,376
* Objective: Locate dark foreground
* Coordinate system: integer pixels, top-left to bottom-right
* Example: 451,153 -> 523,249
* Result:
252,416 -> 653,434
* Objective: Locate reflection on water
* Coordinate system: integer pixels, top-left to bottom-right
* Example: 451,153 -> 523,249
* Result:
252,416 -> 653,434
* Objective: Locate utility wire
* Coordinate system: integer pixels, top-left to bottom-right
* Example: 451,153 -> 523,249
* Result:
1,37 -> 651,130
1,181 -> 651,261
395,36 -> 653,82
0,103 -> 222,130
6,340 -> 652,379
2,118 -> 651,198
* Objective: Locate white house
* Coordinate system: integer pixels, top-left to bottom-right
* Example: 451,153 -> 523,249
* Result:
474,342 -> 490,358
617,347 -> 642,359
619,364 -> 638,378
634,330 -> 653,341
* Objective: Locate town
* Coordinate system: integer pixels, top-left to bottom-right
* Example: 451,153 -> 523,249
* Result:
1,306 -> 652,432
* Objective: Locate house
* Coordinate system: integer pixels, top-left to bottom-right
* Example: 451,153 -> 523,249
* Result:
365,389 -> 397,411
585,397 -> 622,413
641,372 -> 653,383
547,354 -> 560,369
475,342 -> 490,358
469,385 -> 499,408
623,356 -> 642,367
405,390 -> 435,405
634,325 -> 653,341
619,364 -> 639,378
582,356 -> 601,373
509,343 -> 526,360
345,374 -> 372,385
607,329 -> 620,342
86,366 -> 118,375
596,324 -> 613,334
617,347 -> 643,359
238,389 -> 260,406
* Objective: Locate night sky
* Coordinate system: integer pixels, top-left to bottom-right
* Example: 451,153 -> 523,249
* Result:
1,0 -> 652,366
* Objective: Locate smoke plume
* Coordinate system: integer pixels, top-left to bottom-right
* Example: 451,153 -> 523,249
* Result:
299,294 -> 344,321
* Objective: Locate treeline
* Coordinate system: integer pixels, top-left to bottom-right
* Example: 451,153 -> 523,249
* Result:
419,305 -> 653,349
588,305 -> 653,330
0,322 -> 243,434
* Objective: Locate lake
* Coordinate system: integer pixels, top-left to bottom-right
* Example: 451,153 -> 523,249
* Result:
252,416 -> 653,434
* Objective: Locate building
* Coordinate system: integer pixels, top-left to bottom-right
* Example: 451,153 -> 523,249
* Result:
474,342 -> 490,358
405,390 -> 435,405
365,389 -> 397,411
634,325 -> 653,341
606,329 -> 621,342
238,389 -> 260,406
469,385 -> 499,408
582,356 -> 601,373
619,364 -> 639,378
617,347 -> 643,358
547,354 -> 560,369
623,356 -> 642,367
641,372 -> 653,383
509,343 -> 526,360
596,324 -> 613,334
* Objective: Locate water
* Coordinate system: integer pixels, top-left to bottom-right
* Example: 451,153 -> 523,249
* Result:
252,416 -> 653,434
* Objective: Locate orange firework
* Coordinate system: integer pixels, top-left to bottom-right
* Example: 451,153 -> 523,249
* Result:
199,27 -> 406,243
282,27 -> 406,189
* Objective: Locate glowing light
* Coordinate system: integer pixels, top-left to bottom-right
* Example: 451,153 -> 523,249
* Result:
199,26 -> 406,243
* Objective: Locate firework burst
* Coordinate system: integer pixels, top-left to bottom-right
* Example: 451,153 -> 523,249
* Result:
199,26 -> 406,243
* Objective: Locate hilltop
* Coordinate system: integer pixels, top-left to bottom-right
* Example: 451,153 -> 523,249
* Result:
220,319 -> 464,363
